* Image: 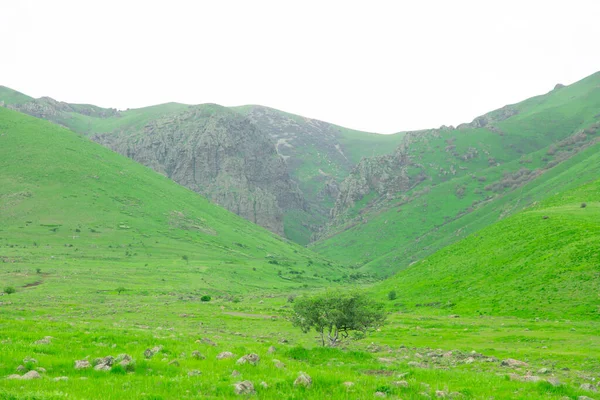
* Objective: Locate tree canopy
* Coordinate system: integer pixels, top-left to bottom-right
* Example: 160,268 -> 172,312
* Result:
291,290 -> 387,346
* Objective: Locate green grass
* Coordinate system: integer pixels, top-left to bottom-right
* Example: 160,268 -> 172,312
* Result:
2,77 -> 600,399
313,70 -> 600,275
374,178 -> 600,320
0,106 -> 344,293
0,86 -> 33,105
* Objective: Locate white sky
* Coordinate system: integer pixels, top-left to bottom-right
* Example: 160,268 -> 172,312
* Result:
1,0 -> 599,133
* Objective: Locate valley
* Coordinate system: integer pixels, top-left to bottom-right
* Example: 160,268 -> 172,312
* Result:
1,71 -> 600,399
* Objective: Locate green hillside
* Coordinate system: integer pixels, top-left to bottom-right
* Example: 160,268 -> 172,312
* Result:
1,90 -> 600,400
313,71 -> 600,275
375,177 -> 600,320
0,85 -> 32,105
0,106 -> 343,293
232,105 -> 405,244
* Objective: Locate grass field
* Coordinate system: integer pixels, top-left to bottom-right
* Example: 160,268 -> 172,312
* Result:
2,75 -> 600,399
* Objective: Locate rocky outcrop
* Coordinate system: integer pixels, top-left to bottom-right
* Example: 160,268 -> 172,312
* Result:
239,106 -> 357,213
331,136 -> 425,219
8,96 -> 119,121
457,105 -> 518,130
92,105 -> 305,236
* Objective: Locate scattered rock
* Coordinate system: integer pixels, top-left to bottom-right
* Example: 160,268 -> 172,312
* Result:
53,376 -> 68,381
343,381 -> 355,388
36,367 -> 46,373
201,338 -> 217,347
546,377 -> 561,387
374,392 -> 387,398
16,365 -> 26,373
144,349 -> 154,359
191,350 -> 205,360
279,338 -> 289,344
233,380 -> 255,395
272,359 -> 285,369
464,357 -> 475,364
187,370 -> 202,377
392,380 -> 408,387
21,370 -> 41,380
436,390 -> 448,398
260,381 -> 268,389
232,370 -> 240,377
94,364 -> 110,371
580,383 -> 598,392
578,397 -> 595,400
168,360 -> 180,367
267,346 -> 276,354
501,358 -> 528,367
151,345 -> 164,353
237,353 -> 260,365
217,352 -> 234,360
94,356 -> 115,367
74,360 -> 91,370
449,315 -> 460,318
34,336 -> 53,345
23,357 -> 38,364
538,368 -> 550,374
7,374 -> 21,380
294,372 -> 312,387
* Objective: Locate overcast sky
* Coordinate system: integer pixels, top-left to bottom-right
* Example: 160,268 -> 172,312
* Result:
1,0 -> 599,133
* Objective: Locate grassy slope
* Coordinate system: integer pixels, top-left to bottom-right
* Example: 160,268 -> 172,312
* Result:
0,86 -> 33,105
312,71 -> 600,274
56,102 -> 190,135
0,107 -> 344,293
1,102 -> 599,400
375,178 -> 600,320
232,105 -> 404,245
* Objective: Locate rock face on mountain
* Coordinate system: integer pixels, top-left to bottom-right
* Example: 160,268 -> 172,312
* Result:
1,92 -> 403,243
9,97 -> 120,121
92,105 -> 305,235
237,106 -> 354,207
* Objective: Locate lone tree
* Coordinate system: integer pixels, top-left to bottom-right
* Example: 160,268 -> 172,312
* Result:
291,290 -> 386,347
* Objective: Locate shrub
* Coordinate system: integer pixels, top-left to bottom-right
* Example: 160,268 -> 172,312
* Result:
36,268 -> 41,274
287,294 -> 297,303
291,290 -> 387,346
200,295 -> 211,302
581,202 -> 587,208
116,286 -> 126,295
3,286 -> 16,295
387,290 -> 397,301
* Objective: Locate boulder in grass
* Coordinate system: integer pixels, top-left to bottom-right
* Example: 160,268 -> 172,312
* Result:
21,370 -> 41,380
294,372 -> 312,387
233,380 -> 255,395
236,353 -> 260,365
74,360 -> 91,370
217,352 -> 234,360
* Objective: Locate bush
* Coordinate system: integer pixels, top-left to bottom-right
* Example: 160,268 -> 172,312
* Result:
387,290 -> 397,301
581,202 -> 587,208
3,286 -> 16,295
291,290 -> 387,346
116,286 -> 126,295
200,295 -> 211,302
287,294 -> 297,303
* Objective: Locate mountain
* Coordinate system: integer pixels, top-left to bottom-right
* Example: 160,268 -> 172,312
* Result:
0,106 -> 344,291
233,105 -> 404,243
375,176 -> 600,320
312,71 -> 600,275
0,91 -> 402,244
